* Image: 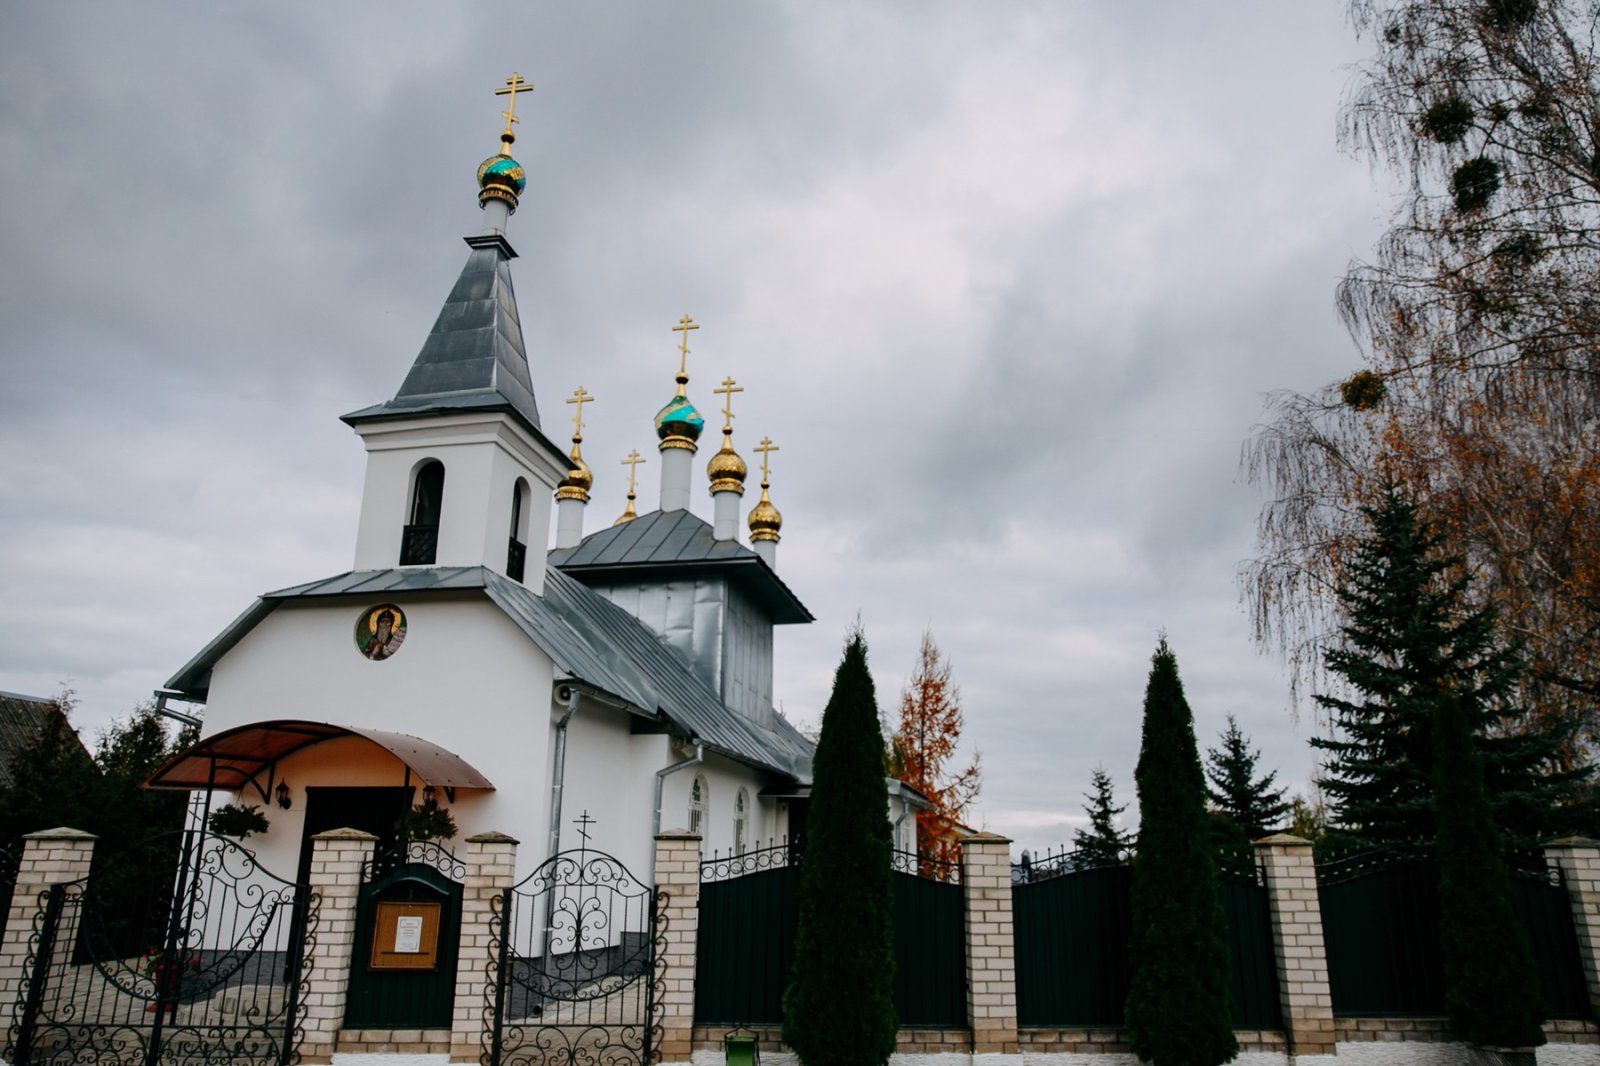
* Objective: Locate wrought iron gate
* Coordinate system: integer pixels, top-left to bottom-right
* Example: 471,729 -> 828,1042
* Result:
486,847 -> 662,1066
7,831 -> 314,1066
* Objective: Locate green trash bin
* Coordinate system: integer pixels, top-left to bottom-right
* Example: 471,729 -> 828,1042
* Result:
725,1033 -> 760,1066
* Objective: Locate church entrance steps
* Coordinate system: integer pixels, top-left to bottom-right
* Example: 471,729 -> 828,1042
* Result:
334,1028 -> 452,1055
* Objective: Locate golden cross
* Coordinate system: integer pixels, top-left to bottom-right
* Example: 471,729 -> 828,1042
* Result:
566,386 -> 593,440
621,449 -> 646,493
494,72 -> 535,139
754,437 -> 780,482
671,315 -> 699,379
713,377 -> 743,430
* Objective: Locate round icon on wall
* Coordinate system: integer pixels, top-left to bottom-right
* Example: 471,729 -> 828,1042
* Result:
355,604 -> 408,661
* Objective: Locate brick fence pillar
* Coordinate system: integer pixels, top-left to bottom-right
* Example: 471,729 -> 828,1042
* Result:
451,831 -> 519,1063
1254,833 -> 1336,1058
298,828 -> 376,1064
961,832 -> 1019,1057
0,828 -> 97,1058
653,830 -> 701,1064
1543,836 -> 1600,1018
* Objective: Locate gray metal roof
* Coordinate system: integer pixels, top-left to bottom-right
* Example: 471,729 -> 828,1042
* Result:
341,235 -> 550,447
549,509 -> 813,624
165,565 -> 813,782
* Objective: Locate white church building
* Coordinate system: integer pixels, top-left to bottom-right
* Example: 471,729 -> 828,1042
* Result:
146,90 -> 922,886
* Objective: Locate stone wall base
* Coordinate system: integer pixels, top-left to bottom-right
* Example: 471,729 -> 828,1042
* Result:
1335,1019 -> 1599,1047
691,1025 -> 974,1055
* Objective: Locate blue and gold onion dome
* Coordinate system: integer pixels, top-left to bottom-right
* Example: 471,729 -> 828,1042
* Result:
477,154 -> 527,197
654,395 -> 705,443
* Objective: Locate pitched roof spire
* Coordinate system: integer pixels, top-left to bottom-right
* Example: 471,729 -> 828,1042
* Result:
342,74 -> 554,448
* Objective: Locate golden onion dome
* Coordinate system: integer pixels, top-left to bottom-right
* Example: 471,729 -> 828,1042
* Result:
556,459 -> 592,501
707,432 -> 748,494
555,430 -> 592,502
747,484 -> 782,542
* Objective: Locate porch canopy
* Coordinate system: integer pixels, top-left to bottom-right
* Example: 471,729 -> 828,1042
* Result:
144,718 -> 495,802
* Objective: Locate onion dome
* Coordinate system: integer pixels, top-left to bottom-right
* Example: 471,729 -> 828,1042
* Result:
655,395 -> 705,450
747,484 -> 782,542
707,431 -> 747,495
556,450 -> 592,502
477,152 -> 526,211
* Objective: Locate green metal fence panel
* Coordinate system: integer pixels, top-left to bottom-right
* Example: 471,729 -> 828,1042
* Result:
1014,864 -> 1134,1026
694,864 -> 800,1025
892,870 -> 966,1026
1510,872 -> 1591,1020
1219,874 -> 1283,1030
1013,863 -> 1282,1030
1319,857 -> 1445,1016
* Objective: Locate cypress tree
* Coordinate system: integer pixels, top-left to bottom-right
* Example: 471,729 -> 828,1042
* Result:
784,631 -> 896,1066
1125,640 -> 1237,1066
1313,489 -> 1579,848
1432,688 -> 1546,1050
1204,715 -> 1289,839
1072,766 -> 1131,869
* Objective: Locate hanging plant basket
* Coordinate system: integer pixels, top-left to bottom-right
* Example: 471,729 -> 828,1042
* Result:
207,803 -> 270,840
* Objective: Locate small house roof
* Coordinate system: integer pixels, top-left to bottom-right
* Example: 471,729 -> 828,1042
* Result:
0,692 -> 92,790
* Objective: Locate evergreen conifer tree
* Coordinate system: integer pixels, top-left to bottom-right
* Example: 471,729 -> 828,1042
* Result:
1432,688 -> 1546,1049
1204,715 -> 1289,839
1313,489 -> 1580,848
784,631 -> 897,1066
1125,640 -> 1237,1066
1072,766 -> 1131,869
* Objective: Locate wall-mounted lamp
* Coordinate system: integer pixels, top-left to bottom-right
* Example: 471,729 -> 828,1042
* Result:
275,780 -> 292,810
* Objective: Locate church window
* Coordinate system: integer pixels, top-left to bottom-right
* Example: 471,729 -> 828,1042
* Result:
689,774 -> 708,836
401,460 -> 445,565
507,478 -> 531,582
734,788 -> 749,855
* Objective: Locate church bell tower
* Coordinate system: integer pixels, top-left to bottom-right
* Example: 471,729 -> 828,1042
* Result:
340,74 -> 570,592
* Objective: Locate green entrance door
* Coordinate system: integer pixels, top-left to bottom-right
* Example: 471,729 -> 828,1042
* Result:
344,860 -> 463,1028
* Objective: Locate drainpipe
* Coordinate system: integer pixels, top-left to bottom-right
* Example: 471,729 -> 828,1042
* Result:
547,684 -> 582,862
651,739 -> 703,879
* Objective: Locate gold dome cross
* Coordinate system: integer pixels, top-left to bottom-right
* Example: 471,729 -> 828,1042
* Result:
566,385 -> 594,441
494,72 -> 534,142
754,437 -> 780,483
713,377 -> 743,431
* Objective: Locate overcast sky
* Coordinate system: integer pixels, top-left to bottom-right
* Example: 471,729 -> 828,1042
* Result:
0,3 -> 1386,856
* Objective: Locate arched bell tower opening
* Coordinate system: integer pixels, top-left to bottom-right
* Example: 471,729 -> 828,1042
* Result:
401,459 -> 446,565
508,477 -> 532,581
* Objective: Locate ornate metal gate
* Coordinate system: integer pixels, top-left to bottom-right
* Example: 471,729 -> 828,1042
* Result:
486,847 -> 662,1066
8,831 -> 314,1066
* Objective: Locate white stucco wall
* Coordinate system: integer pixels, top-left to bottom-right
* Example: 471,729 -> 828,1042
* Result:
200,593 -> 558,880
350,415 -> 561,590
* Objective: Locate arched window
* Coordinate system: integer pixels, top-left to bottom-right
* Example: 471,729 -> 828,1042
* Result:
507,478 -> 531,582
734,788 -> 749,856
689,774 -> 708,836
401,460 -> 445,565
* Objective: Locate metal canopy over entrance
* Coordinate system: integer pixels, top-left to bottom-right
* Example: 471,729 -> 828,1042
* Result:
144,719 -> 496,804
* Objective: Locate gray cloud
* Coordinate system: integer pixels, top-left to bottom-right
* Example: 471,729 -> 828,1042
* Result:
3,3 -> 1374,854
